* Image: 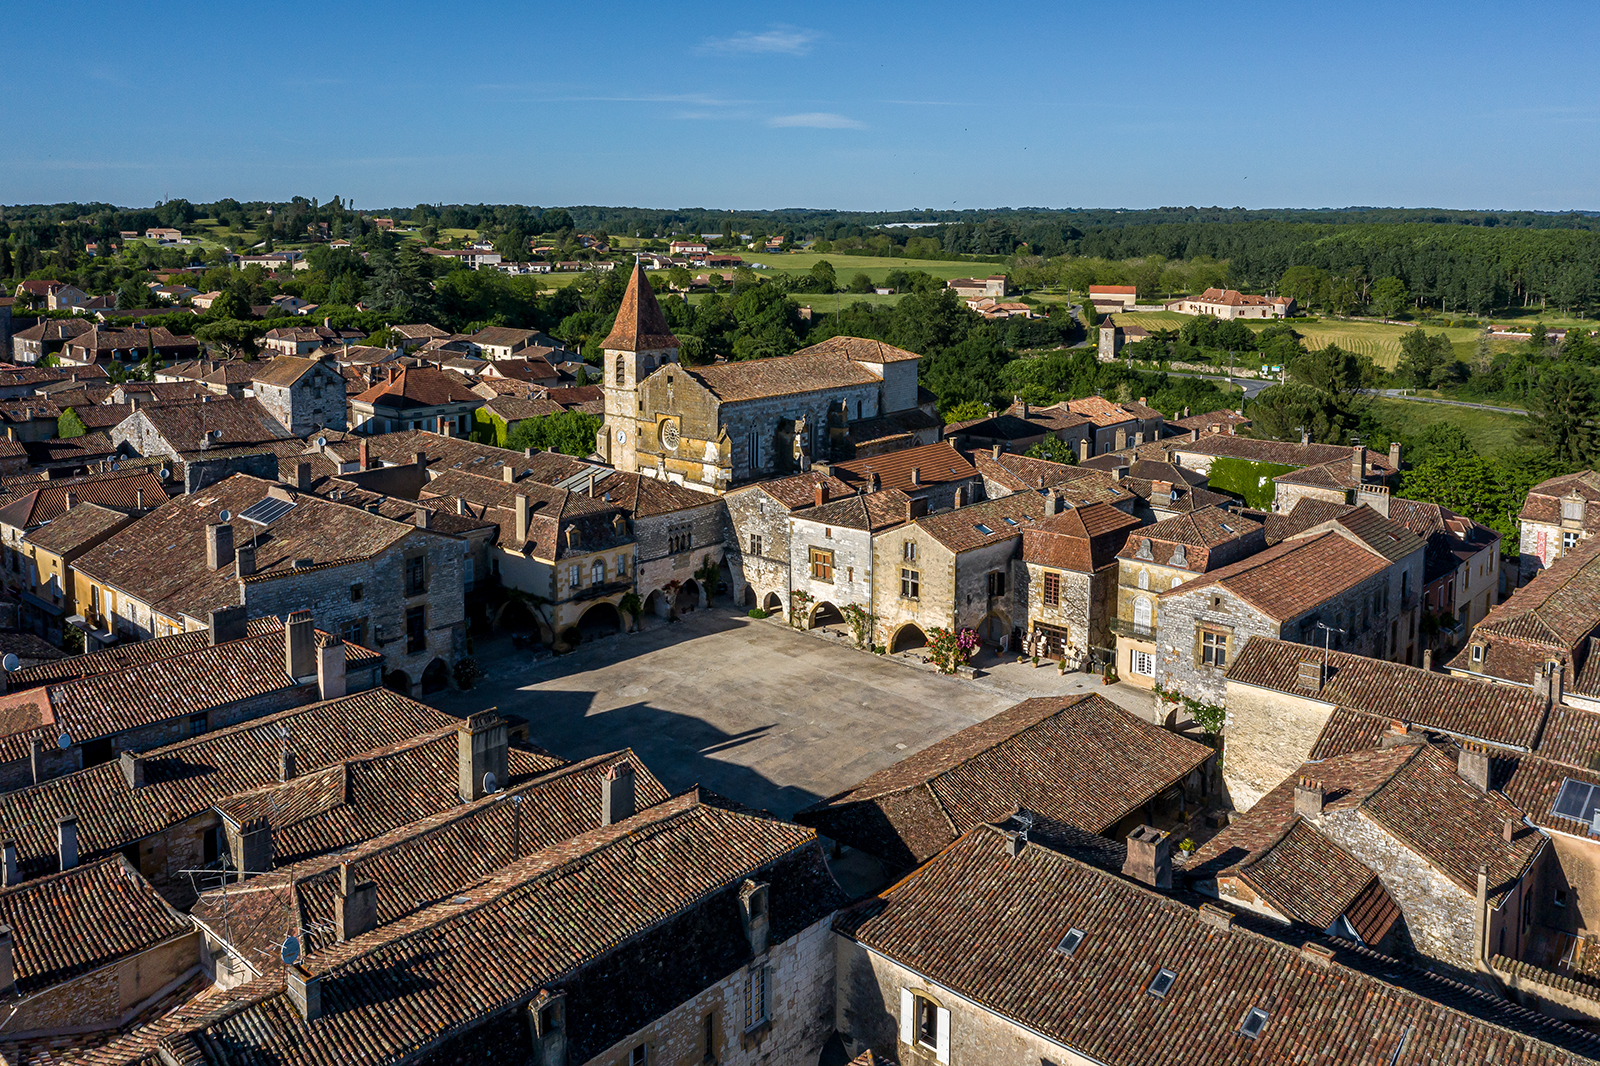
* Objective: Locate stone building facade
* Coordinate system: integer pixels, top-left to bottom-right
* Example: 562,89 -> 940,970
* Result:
595,264 -> 929,493
250,356 -> 349,436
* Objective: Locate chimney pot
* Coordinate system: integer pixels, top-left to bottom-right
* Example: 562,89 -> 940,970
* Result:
1121,825 -> 1171,889
602,761 -> 636,826
56,816 -> 78,871
206,523 -> 235,571
235,543 -> 257,578
285,610 -> 315,682
1503,818 -> 1519,843
1198,903 -> 1235,932
1293,777 -> 1325,818
1301,941 -> 1335,968
457,711 -> 509,803
1459,742 -> 1491,791
814,482 -> 829,507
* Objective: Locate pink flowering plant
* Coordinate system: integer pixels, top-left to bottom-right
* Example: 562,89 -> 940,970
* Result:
926,626 -> 981,674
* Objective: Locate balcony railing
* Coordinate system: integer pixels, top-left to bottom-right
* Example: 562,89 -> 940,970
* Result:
1109,617 -> 1158,641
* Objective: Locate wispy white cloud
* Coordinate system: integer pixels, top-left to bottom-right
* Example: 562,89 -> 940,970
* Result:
700,26 -> 818,55
769,112 -> 866,129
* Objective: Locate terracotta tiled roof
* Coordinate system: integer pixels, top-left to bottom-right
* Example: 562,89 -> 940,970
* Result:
468,326 -> 538,348
0,854 -> 190,996
1226,637 -> 1551,751
73,475 -> 421,625
0,688 -> 458,882
1089,284 -> 1137,295
1281,502 -> 1426,564
1064,395 -> 1142,428
192,750 -> 668,969
730,470 -> 854,513
125,397 -> 292,457
1118,506 -> 1260,562
388,324 -> 449,341
161,791 -> 844,1066
1224,817 -> 1399,942
914,492 -> 1042,552
250,356 -> 326,387
421,468 -> 626,557
791,336 -> 921,363
7,616 -> 281,688
0,469 -> 167,532
796,694 -> 1211,867
599,263 -> 679,352
831,441 -> 977,494
1193,745 -> 1541,907
1175,433 -> 1397,474
1518,470 -> 1600,530
1161,531 -> 1389,621
795,488 -> 913,533
685,350 -> 882,403
837,823 -> 1595,1066
1020,502 -> 1140,572
1171,408 -> 1250,433
22,501 -> 134,555
352,367 -> 483,409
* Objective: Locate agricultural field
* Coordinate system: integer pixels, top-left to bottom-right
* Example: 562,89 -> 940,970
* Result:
1366,397 -> 1527,453
754,251 -> 998,285
1109,311 -> 1190,332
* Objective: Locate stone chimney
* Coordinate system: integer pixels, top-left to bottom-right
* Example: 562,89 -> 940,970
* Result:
992,444 -> 1002,460
1,841 -> 16,888
317,632 -> 347,701
1459,742 -> 1492,791
910,467 -> 921,486
1422,648 -> 1432,671
206,523 -> 235,570
336,863 -> 378,942
1151,480 -> 1173,507
868,471 -> 880,492
56,816 -> 78,871
414,508 -> 432,529
1122,826 -> 1171,889
503,464 -> 516,483
456,496 -> 466,515
457,711 -> 509,802
296,462 -> 312,491
238,815 -> 272,877
602,761 -> 636,826
135,488 -> 144,510
358,439 -> 370,469
1295,658 -> 1323,695
208,605 -> 248,645
1019,401 -> 1030,419
284,610 -> 316,682
1293,777 -> 1325,818
953,486 -> 965,508
1536,661 -> 1565,707
288,965 -> 321,1021
1198,903 -> 1235,932
1079,438 -> 1091,462
0,926 -> 13,996
236,544 -> 257,578
413,450 -> 427,471
279,746 -> 297,782
1389,441 -> 1402,471
1300,429 -> 1311,446
119,750 -> 145,789
814,483 -> 829,507
1047,490 -> 1063,515
1351,446 -> 1366,482
515,494 -> 530,544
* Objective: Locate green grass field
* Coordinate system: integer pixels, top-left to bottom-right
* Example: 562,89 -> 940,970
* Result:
1367,397 -> 1527,452
1111,313 -> 1488,371
752,251 -> 997,284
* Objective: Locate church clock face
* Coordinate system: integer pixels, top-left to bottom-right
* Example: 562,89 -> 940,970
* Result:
616,430 -> 627,443
660,419 -> 680,449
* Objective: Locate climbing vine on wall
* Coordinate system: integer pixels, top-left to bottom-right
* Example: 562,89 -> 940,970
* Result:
1153,682 -> 1227,734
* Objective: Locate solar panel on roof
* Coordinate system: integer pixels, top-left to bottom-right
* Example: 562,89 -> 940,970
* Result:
239,496 -> 296,526
1553,778 -> 1600,823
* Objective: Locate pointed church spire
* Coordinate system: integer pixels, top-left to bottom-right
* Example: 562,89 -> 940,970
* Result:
600,260 -> 679,353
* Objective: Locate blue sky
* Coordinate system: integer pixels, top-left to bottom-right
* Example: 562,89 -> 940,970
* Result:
7,0 -> 1598,212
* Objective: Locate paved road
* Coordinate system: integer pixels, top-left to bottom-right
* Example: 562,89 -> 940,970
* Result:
1377,390 -> 1528,416
430,609 -> 1023,818
1162,370 -> 1275,400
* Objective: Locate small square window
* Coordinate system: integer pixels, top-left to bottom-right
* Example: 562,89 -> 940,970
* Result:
1556,887 -> 1570,908
1471,644 -> 1484,663
629,1045 -> 647,1066
1055,928 -> 1085,956
1240,1007 -> 1269,1039
350,583 -> 364,602
1148,968 -> 1176,998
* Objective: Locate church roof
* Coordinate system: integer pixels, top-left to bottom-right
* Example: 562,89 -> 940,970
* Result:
601,262 -> 679,353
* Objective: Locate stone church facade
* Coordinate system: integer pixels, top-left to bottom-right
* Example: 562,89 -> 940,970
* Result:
595,264 -> 932,494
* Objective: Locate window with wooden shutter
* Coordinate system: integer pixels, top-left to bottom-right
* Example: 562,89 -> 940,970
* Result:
809,548 -> 834,582
1042,571 -> 1061,607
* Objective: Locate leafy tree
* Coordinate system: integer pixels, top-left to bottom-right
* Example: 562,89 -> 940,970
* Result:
1560,327 -> 1596,363
56,407 -> 86,439
666,266 -> 692,290
505,410 -> 604,457
1290,342 -> 1379,428
208,289 -> 251,321
1026,437 -> 1077,464
943,400 -> 989,423
847,272 -> 874,294
1278,265 -> 1331,310
1524,362 -> 1600,467
809,259 -> 837,293
115,279 -> 150,310
1395,329 -> 1456,389
193,318 -> 263,359
1371,276 -> 1410,319
1247,382 -> 1345,443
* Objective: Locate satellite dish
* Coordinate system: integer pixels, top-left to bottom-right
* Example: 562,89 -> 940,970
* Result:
316,436 -> 327,447
57,732 -> 71,750
159,467 -> 172,480
219,510 -> 232,522
0,654 -> 18,673
110,461 -> 119,471
482,771 -> 498,795
281,934 -> 301,966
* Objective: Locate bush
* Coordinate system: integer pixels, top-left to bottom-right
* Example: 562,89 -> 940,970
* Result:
747,608 -> 769,619
453,658 -> 484,690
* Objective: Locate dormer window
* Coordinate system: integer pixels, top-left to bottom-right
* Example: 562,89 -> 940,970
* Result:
1471,644 -> 1484,663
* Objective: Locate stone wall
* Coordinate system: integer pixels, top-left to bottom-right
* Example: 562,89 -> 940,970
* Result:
254,362 -> 348,437
790,517 -> 874,624
724,488 -> 795,613
5,931 -> 201,1037
1154,586 -> 1280,705
872,528 -> 956,649
241,529 -> 465,689
585,917 -> 836,1066
1216,681 -> 1335,812
635,500 -> 726,611
835,937 -> 1096,1066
